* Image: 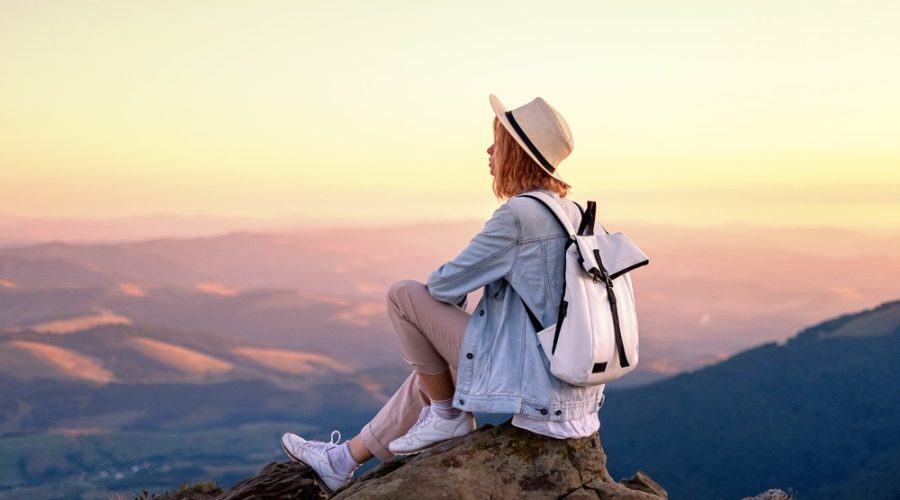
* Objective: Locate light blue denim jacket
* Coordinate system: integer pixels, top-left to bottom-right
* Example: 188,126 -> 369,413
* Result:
426,189 -> 606,421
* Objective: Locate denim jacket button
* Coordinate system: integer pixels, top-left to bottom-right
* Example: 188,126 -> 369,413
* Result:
459,399 -> 465,405
479,310 -> 485,316
555,410 -> 562,416
466,353 -> 474,359
540,408 -> 548,415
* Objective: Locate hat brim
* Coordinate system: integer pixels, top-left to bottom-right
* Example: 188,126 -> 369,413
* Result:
489,94 -> 567,184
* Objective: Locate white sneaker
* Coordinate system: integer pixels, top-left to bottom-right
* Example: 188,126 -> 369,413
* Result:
388,406 -> 476,455
281,430 -> 357,494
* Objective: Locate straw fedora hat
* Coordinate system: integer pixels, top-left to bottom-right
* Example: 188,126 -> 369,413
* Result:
489,94 -> 574,184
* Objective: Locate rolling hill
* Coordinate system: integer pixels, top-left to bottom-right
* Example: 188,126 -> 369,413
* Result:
0,323 -> 357,385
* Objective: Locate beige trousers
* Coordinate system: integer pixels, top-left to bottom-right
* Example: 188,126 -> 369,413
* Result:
359,279 -> 470,462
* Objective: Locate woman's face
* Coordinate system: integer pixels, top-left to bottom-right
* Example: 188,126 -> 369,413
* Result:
486,131 -> 498,177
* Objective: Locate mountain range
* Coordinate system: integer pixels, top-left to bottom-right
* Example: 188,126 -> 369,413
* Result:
601,298 -> 900,499
3,222 -> 899,376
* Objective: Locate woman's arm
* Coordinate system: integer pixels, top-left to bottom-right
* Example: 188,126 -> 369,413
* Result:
426,204 -> 521,305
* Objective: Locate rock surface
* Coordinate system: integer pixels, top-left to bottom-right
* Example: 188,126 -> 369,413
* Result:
218,462 -> 328,500
217,419 -> 667,499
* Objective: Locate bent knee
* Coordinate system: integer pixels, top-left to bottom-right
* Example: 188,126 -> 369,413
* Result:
386,279 -> 426,304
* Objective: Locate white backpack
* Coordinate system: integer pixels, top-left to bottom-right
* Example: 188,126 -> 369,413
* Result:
516,191 -> 649,387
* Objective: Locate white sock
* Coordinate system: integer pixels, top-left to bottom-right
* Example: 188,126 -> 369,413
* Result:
431,397 -> 463,419
326,442 -> 360,476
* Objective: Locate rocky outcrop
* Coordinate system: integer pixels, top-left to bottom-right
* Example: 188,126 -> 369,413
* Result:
219,462 -> 328,500
741,490 -> 794,500
217,419 -> 666,499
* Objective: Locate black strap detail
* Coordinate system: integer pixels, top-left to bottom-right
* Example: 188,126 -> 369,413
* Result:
573,201 -> 585,218
609,259 -> 649,281
599,224 -> 610,235
505,111 -> 555,173
592,248 -> 629,368
521,297 -> 544,332
577,201 -> 596,236
551,300 -> 568,354
578,200 -> 610,236
592,362 -> 608,373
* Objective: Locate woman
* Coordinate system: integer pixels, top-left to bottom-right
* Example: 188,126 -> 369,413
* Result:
281,94 -> 606,494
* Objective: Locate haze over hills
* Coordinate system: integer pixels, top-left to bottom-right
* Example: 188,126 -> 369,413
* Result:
2,220 -> 899,376
0,213 -> 351,248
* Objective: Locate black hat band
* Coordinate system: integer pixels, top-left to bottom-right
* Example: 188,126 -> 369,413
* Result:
505,111 -> 556,174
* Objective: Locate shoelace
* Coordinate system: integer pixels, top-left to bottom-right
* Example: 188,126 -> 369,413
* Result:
407,406 -> 436,435
303,430 -> 342,454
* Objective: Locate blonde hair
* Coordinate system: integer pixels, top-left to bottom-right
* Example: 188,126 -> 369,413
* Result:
492,117 -> 571,199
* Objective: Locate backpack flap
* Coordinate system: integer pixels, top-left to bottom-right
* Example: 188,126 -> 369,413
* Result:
517,191 -> 650,282
574,232 -> 649,282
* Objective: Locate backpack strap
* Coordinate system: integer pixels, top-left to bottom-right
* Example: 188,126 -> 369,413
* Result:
517,192 -> 578,237
513,192 -> 584,333
573,200 -> 585,218
522,299 -> 544,333
519,192 -> 605,238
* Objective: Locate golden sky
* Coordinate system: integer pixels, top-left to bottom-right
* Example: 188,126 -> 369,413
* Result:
1,1 -> 898,230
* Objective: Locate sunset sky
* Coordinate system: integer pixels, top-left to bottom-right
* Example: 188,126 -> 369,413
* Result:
1,1 -> 898,231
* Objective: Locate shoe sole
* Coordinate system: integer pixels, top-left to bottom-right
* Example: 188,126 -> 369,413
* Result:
388,431 -> 472,457
280,439 -> 336,495
389,441 -> 441,456
389,426 -> 475,456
